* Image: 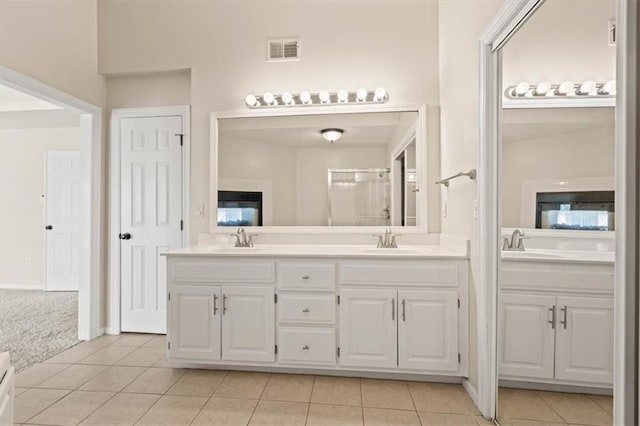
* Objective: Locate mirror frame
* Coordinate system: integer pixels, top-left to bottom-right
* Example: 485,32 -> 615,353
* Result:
209,103 -> 429,233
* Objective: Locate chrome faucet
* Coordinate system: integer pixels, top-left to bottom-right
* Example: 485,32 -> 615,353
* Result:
231,227 -> 255,247
374,227 -> 399,248
502,229 -> 526,251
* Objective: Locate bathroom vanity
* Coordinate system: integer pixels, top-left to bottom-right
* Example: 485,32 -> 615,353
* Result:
499,249 -> 614,389
163,245 -> 469,379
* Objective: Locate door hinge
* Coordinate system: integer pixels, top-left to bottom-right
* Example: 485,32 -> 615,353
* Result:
275,345 -> 278,354
274,294 -> 278,303
337,347 -> 340,357
176,133 -> 184,146
458,353 -> 461,363
457,298 -> 460,309
337,295 -> 340,305
180,220 -> 184,231
168,341 -> 171,350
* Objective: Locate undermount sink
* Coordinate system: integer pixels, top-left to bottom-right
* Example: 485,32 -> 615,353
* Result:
361,248 -> 420,254
502,251 -> 565,259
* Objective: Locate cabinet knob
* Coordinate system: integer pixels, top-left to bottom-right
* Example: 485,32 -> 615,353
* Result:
302,345 -> 310,350
302,308 -> 310,313
302,275 -> 310,280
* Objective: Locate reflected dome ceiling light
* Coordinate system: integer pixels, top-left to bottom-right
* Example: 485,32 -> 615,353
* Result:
319,90 -> 331,104
299,91 -> 312,105
281,92 -> 295,105
337,89 -> 349,103
245,94 -> 259,107
243,88 -> 389,109
514,82 -> 530,96
321,128 -> 344,144
534,82 -> 552,96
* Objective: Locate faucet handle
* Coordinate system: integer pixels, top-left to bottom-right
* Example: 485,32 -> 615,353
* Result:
501,237 -> 510,250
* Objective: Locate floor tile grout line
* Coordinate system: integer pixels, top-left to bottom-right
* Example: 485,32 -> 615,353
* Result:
533,390 -> 571,425
303,375 -> 316,426
20,388 -> 72,424
187,370 -> 230,424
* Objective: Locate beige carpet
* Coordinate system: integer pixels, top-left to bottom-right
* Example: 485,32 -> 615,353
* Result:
0,289 -> 79,371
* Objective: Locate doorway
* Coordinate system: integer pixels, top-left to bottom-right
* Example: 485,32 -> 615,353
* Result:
109,106 -> 190,334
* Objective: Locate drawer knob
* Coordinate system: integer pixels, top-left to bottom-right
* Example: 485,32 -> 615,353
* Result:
302,345 -> 310,350
302,275 -> 310,280
302,308 -> 310,313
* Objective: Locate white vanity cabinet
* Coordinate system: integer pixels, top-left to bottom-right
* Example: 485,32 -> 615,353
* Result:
499,259 -> 614,388
165,253 -> 468,380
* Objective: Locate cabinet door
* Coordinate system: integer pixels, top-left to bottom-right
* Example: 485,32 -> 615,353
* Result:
222,286 -> 275,363
168,285 -> 221,361
555,296 -> 613,384
398,290 -> 458,371
339,288 -> 397,369
498,293 -> 556,379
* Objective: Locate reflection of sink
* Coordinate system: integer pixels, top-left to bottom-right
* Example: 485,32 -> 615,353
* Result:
501,251 -> 565,259
361,248 -> 419,255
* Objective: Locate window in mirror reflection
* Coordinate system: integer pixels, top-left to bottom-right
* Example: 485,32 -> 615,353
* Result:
535,191 -> 614,231
217,190 -> 263,227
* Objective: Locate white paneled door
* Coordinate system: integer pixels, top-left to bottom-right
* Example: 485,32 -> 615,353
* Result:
45,150 -> 81,291
120,116 -> 184,333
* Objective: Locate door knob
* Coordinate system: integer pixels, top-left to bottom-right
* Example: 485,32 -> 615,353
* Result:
119,233 -> 132,240
45,225 -> 53,230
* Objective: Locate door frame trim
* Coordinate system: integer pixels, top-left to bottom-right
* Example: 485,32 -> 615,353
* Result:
0,65 -> 104,341
108,105 -> 191,335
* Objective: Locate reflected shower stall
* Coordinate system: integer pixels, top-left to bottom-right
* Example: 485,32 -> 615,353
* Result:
328,168 -> 390,226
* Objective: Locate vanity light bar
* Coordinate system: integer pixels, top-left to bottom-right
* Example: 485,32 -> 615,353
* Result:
504,80 -> 616,100
245,88 -> 389,109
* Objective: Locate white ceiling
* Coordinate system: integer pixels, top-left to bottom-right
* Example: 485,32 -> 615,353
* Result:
502,107 -> 614,143
219,111 -> 417,147
0,84 -> 63,112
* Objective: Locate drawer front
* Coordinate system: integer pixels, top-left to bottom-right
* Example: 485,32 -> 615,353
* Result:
278,262 -> 336,291
339,260 -> 460,287
278,294 -> 335,324
278,327 -> 336,365
170,259 -> 275,283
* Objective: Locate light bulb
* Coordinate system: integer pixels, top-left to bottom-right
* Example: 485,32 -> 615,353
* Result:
337,89 -> 349,103
514,82 -> 529,96
556,81 -> 575,96
577,80 -> 597,95
282,92 -> 294,105
534,82 -> 551,96
356,88 -> 368,102
374,87 -> 387,102
600,80 -> 616,95
299,91 -> 311,104
319,90 -> 330,104
263,92 -> 276,105
245,94 -> 258,107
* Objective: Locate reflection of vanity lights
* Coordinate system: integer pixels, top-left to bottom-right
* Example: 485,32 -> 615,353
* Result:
504,80 -> 616,99
321,128 -> 344,144
244,87 -> 389,108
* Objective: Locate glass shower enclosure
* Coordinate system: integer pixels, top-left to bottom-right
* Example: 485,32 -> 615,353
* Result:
327,168 -> 391,226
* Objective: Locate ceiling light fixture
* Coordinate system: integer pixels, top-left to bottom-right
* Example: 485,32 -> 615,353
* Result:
321,128 -> 344,144
244,88 -> 389,109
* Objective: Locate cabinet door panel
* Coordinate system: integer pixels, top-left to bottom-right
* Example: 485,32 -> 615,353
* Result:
169,285 -> 221,361
339,288 -> 397,368
498,293 -> 556,379
398,290 -> 458,371
555,296 -> 613,384
222,286 -> 275,363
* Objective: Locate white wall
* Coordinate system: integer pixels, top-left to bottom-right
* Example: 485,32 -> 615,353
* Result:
502,109 -> 615,227
0,125 -> 80,289
97,1 -> 442,238
503,0 -> 616,88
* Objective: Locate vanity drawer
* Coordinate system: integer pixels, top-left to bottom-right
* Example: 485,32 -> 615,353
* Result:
278,327 -> 336,365
278,262 -> 335,291
278,294 -> 335,324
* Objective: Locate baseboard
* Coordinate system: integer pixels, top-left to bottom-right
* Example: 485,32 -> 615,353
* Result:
463,378 -> 479,407
0,283 -> 44,290
105,327 -> 121,335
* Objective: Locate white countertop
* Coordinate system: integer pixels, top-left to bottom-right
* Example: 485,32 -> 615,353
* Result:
501,248 -> 614,264
162,244 -> 468,260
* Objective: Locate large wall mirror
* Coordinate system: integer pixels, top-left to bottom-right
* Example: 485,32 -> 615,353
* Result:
210,106 -> 428,230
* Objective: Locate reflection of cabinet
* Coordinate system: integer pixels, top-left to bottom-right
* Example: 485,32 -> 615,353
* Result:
499,291 -> 613,386
339,288 -> 459,372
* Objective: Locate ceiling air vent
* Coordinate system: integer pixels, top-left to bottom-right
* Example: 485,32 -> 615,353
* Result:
267,38 -> 301,62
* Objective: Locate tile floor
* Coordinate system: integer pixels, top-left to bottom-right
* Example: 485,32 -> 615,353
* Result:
497,387 -> 613,426
12,332 -> 612,425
